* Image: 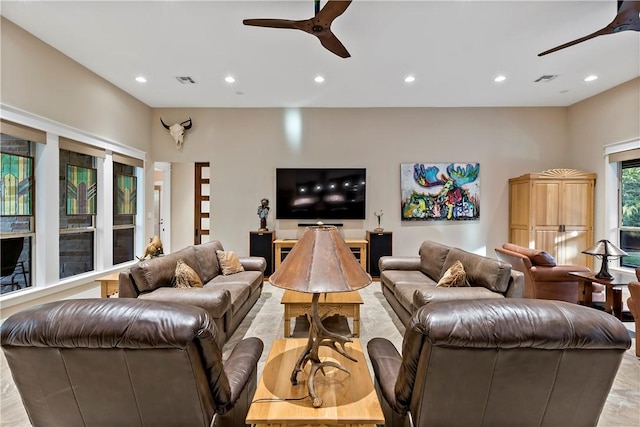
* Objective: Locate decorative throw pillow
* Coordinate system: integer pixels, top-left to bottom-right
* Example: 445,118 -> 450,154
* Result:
216,250 -> 245,275
530,251 -> 557,267
174,259 -> 203,289
436,260 -> 469,287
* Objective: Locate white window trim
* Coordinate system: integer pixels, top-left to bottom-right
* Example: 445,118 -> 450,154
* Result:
603,137 -> 640,276
0,104 -> 147,310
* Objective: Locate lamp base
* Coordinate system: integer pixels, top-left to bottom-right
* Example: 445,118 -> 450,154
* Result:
595,256 -> 613,280
290,293 -> 356,408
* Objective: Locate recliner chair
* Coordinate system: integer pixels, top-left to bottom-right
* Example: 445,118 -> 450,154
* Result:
1,298 -> 263,427
368,298 -> 630,427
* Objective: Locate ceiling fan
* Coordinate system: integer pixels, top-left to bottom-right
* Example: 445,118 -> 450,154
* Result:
243,0 -> 352,58
538,0 -> 640,56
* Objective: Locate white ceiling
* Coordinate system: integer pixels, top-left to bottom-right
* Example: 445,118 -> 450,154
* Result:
2,0 -> 639,108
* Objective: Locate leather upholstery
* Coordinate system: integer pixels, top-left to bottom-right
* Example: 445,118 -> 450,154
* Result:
496,243 -> 604,302
379,240 -> 524,326
368,298 -> 631,427
628,279 -> 640,357
119,240 -> 266,343
1,298 -> 263,427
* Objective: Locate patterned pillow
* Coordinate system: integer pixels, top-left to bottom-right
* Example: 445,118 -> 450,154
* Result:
436,260 -> 469,287
216,250 -> 245,275
174,259 -> 203,288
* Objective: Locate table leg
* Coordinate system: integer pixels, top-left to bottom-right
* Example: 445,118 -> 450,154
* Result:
612,287 -> 623,320
353,306 -> 360,337
605,286 -> 614,315
578,280 -> 593,307
284,305 -> 291,338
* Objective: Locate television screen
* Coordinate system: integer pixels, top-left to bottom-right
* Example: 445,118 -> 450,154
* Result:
276,168 -> 366,220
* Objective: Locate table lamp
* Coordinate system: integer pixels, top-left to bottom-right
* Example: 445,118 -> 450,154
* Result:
269,224 -> 372,408
582,239 -> 628,280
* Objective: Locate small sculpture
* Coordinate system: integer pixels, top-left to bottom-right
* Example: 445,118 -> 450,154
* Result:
257,198 -> 270,231
137,235 -> 164,261
374,210 -> 384,232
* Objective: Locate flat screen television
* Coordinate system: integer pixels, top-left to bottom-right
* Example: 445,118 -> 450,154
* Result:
276,168 -> 366,220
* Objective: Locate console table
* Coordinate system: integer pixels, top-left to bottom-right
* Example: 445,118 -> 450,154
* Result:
95,272 -> 120,298
274,239 -> 367,270
245,338 -> 384,426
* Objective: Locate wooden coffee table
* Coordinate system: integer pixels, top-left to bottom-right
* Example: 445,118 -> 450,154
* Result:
281,290 -> 363,337
246,338 -> 384,427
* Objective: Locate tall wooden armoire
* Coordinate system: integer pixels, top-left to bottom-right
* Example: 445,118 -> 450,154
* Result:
508,169 -> 596,268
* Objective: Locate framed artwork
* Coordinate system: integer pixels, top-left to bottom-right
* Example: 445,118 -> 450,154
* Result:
115,174 -> 137,215
66,164 -> 97,215
401,162 -> 480,221
0,152 -> 34,216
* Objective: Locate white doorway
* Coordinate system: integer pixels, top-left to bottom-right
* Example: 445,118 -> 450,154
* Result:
154,162 -> 171,253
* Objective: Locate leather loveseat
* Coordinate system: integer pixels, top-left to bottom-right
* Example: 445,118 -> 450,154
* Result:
367,298 -> 631,427
495,242 -> 605,303
379,240 -> 524,326
1,298 -> 263,427
119,240 -> 266,344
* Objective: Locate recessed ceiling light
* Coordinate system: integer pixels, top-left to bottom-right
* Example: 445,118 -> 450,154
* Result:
225,76 -> 236,83
404,75 -> 416,83
494,75 -> 507,83
135,76 -> 147,83
584,75 -> 598,82
314,75 -> 325,83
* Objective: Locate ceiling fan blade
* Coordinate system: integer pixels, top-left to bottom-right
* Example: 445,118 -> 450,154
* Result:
317,31 -> 351,58
316,0 -> 352,24
538,28 -> 610,56
243,18 -> 305,30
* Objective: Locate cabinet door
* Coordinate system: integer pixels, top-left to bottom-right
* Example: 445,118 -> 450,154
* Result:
534,229 -> 562,260
532,181 -> 561,227
562,181 -> 593,228
562,229 -> 593,267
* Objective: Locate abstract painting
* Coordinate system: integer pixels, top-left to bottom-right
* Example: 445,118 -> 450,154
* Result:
0,153 -> 33,216
66,164 -> 97,215
115,174 -> 137,215
401,162 -> 480,221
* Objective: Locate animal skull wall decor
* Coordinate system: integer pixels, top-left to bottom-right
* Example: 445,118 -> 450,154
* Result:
160,117 -> 193,148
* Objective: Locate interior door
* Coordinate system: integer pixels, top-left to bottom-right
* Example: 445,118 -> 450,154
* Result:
194,162 -> 210,244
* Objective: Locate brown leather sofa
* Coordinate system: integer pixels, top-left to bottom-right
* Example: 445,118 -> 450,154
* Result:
495,242 -> 605,303
1,298 -> 263,427
119,240 -> 266,344
379,240 -> 524,326
367,298 -> 631,427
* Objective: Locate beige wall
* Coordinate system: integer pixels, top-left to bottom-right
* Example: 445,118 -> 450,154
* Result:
567,78 -> 640,240
152,107 -> 570,256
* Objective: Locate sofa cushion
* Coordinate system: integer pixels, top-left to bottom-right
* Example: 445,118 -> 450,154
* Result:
192,240 -> 224,282
418,241 -> 451,280
502,243 -> 557,267
174,259 -> 203,288
138,286 -> 231,320
436,260 -> 468,287
216,250 -> 245,275
395,283 -> 433,314
381,270 -> 437,292
442,248 -> 511,293
209,270 -> 264,294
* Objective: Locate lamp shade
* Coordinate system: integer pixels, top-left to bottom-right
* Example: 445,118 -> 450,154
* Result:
269,225 -> 372,293
582,240 -> 628,258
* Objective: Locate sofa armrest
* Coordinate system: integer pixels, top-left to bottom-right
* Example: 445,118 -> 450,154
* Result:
118,270 -> 139,298
367,338 -> 407,415
223,337 -> 264,410
379,256 -> 421,272
505,270 -> 525,298
530,265 -> 589,281
239,257 -> 266,273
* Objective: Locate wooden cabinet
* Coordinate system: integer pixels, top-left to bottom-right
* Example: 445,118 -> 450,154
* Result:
508,169 -> 595,268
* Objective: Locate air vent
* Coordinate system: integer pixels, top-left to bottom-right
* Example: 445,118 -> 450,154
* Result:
176,76 -> 196,84
534,75 -> 558,83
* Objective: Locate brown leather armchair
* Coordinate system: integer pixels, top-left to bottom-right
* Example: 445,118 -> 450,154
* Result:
367,298 -> 630,427
629,271 -> 640,356
1,298 -> 263,427
495,243 -> 604,303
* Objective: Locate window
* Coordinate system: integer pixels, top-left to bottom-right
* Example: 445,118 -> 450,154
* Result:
59,149 -> 97,278
620,159 -> 640,268
113,162 -> 137,264
0,136 -> 34,294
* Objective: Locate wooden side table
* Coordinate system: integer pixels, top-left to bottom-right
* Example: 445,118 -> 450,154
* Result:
569,271 -> 625,319
96,272 -> 120,298
246,338 -> 383,426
